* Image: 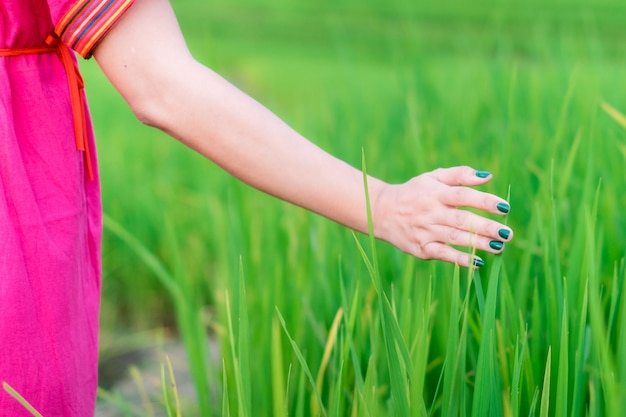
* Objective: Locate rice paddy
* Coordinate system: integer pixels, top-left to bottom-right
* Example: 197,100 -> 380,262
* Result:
81,0 -> 626,415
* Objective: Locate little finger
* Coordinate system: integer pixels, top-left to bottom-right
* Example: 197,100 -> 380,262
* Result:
417,242 -> 484,269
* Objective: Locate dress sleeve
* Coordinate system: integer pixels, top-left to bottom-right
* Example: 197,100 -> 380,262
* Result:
49,0 -> 135,59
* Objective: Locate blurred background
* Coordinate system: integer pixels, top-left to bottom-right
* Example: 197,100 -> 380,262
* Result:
81,0 -> 626,414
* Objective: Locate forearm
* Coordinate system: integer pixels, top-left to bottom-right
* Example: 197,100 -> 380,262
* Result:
150,62 -> 387,235
94,0 -> 386,236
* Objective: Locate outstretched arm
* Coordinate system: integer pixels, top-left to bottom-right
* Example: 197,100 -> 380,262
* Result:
92,0 -> 513,268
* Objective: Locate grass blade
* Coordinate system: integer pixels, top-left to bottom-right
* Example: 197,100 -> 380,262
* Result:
314,308 -> 343,404
471,257 -> 504,416
555,293 -> 569,417
276,307 -> 328,417
271,318 -> 288,417
601,101 -> 626,129
2,383 -> 43,417
360,149 -> 412,415
539,348 -> 551,417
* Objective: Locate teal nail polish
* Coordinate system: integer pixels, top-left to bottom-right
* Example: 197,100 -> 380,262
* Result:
475,170 -> 491,178
473,258 -> 485,268
489,240 -> 504,250
498,229 -> 511,240
497,202 -> 510,214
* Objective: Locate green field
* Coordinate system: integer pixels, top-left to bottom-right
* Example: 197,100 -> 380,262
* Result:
82,0 -> 626,415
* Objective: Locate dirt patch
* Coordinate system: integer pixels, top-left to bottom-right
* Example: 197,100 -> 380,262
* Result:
96,337 -> 220,416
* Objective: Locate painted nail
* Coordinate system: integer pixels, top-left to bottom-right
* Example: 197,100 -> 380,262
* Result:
489,240 -> 504,250
475,170 -> 491,178
498,228 -> 511,240
473,258 -> 485,268
496,202 -> 510,214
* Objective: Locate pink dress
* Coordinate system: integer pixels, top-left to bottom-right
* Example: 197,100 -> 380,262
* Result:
0,1 -> 133,415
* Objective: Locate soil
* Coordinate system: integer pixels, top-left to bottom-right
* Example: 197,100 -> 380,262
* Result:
95,337 -> 220,417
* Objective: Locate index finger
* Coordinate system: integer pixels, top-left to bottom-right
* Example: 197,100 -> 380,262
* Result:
429,166 -> 493,186
440,186 -> 510,215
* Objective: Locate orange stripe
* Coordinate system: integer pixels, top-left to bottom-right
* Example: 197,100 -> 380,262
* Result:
56,0 -> 135,59
64,0 -> 109,47
55,0 -> 89,35
79,0 -> 134,57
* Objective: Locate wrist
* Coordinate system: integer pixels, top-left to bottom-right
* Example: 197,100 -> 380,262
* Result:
369,180 -> 394,242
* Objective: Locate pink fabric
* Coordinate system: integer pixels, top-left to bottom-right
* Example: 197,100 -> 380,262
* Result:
1,1 -> 103,415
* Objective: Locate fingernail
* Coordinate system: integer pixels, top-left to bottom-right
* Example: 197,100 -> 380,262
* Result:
489,240 -> 504,250
473,258 -> 485,268
498,228 -> 511,240
496,202 -> 510,214
475,170 -> 491,178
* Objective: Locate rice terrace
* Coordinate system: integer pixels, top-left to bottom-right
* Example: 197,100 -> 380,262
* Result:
72,0 -> 626,415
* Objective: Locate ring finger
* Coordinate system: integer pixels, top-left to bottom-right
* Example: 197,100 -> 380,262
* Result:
431,225 -> 507,254
433,207 -> 513,243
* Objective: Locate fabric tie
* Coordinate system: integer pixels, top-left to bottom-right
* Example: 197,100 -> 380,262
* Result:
0,32 -> 94,180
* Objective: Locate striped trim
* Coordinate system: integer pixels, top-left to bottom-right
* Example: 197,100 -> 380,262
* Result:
55,0 -> 135,58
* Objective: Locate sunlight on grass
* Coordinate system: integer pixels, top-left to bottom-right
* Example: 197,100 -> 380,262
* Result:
89,0 -> 626,415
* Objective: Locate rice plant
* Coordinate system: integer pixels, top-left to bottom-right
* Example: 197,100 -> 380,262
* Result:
89,0 -> 626,415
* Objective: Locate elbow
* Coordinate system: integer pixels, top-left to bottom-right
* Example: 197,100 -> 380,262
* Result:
129,97 -> 163,128
124,77 -> 176,130
121,62 -> 194,131
124,60 -> 200,133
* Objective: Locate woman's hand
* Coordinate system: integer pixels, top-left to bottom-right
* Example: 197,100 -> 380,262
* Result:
373,166 -> 512,268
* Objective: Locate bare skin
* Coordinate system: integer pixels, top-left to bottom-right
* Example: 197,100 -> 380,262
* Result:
92,0 -> 513,268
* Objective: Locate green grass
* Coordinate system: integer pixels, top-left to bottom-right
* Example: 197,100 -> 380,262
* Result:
82,0 -> 626,415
